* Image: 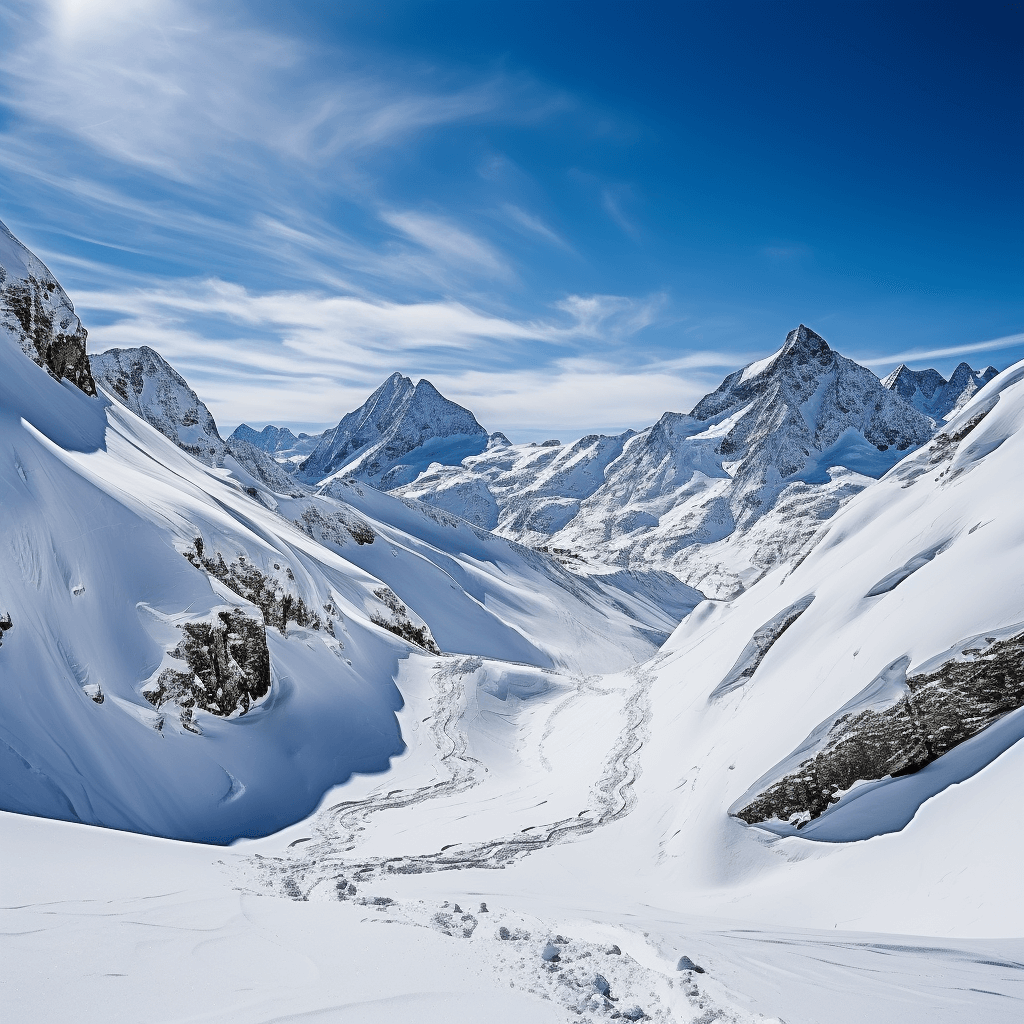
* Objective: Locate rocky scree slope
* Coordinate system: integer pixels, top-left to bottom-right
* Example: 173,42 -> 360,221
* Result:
399,325 -> 936,598
883,361 -> 998,422
300,372 -> 490,488
0,218 -> 95,396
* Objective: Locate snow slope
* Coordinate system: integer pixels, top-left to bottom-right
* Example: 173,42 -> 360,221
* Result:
262,360 -> 1024,948
0,256 -> 702,842
399,325 -> 936,597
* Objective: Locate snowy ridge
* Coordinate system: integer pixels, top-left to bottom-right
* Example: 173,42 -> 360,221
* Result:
301,372 -> 489,487
400,325 -> 936,597
91,346 -> 229,466
883,360 -> 999,421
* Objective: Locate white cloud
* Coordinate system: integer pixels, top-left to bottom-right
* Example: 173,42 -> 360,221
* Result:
501,204 -> 571,251
601,185 -> 639,240
380,211 -> 511,281
859,333 -> 1024,368
77,275 -> 734,435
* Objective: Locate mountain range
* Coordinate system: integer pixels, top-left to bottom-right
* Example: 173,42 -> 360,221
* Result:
4,217 -> 1023,1021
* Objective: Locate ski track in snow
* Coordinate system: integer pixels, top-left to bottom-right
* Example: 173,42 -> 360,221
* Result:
248,653 -> 656,890
234,653 -> 760,1023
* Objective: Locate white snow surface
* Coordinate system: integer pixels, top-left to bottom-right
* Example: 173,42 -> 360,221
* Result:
0,325 -> 702,844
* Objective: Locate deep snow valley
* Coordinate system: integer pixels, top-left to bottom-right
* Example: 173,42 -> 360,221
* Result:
3,217 -> 1024,1023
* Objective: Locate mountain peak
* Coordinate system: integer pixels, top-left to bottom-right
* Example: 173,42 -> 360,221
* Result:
783,323 -> 831,358
300,373 -> 487,486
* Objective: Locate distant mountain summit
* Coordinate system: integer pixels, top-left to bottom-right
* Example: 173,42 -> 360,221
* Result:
300,372 -> 489,487
398,325 -> 938,597
228,423 -> 323,462
883,361 -> 998,421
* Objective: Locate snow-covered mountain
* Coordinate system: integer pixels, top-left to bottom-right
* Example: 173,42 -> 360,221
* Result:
399,325 -> 936,597
228,422 -> 323,464
91,346 -> 229,466
300,372 -> 490,487
0,227 -> 704,842
5,219 -> 1024,1022
883,360 -> 999,421
0,218 -> 95,396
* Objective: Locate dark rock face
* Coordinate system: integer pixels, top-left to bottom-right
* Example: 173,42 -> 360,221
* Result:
146,608 -> 271,723
184,538 -> 324,635
0,611 -> 12,648
709,595 -> 815,700
370,586 -> 441,654
733,628 -> 1024,828
0,220 -> 96,395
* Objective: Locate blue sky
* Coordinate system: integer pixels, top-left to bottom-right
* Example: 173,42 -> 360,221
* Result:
1,0 -> 1021,439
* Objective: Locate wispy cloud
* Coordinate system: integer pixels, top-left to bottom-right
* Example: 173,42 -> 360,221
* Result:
500,204 -> 572,251
859,332 -> 1024,368
77,274 -> 725,432
380,210 -> 512,282
601,185 -> 640,240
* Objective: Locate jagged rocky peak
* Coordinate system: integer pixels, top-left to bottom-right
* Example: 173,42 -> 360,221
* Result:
300,372 -> 488,488
231,423 -> 297,451
91,346 -> 228,466
0,218 -> 96,395
881,359 -> 1000,421
228,422 -> 323,459
690,323 -> 934,454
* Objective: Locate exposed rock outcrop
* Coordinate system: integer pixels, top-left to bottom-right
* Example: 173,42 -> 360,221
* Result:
0,219 -> 95,395
732,627 -> 1024,828
145,607 -> 271,725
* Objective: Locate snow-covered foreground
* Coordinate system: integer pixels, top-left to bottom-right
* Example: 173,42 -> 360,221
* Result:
4,644 -> 1023,1022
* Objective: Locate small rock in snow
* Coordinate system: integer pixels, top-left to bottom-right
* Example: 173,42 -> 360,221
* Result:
593,973 -> 611,996
621,1006 -> 647,1021
541,941 -> 561,962
676,955 -> 705,973
479,902 -> 488,913
606,944 -> 621,955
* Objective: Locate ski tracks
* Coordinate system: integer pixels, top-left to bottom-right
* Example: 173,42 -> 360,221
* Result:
246,655 -> 656,897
